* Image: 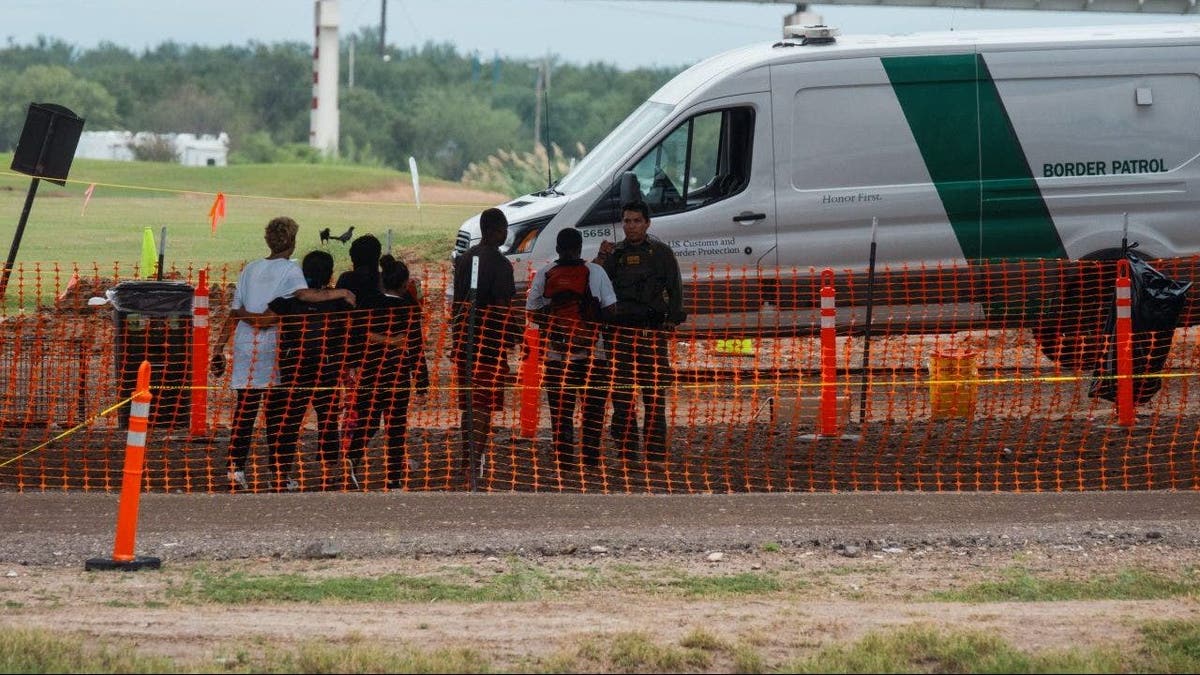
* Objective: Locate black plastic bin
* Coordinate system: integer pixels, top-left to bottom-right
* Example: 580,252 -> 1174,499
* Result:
110,280 -> 194,428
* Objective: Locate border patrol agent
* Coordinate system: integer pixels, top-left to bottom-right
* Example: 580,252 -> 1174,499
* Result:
594,199 -> 686,464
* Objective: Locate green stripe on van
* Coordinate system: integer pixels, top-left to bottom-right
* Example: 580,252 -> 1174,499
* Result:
882,54 -> 1066,261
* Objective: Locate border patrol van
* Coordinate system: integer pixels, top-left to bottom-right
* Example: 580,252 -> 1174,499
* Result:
454,23 -> 1200,348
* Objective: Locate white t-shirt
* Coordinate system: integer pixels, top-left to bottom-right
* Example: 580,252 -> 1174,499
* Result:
229,257 -> 307,389
526,260 -> 617,361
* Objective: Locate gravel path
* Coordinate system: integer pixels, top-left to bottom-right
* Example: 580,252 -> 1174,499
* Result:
4,491 -> 1198,566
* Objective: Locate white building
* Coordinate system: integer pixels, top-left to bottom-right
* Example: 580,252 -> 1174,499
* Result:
173,133 -> 229,167
75,131 -> 230,166
74,130 -> 135,161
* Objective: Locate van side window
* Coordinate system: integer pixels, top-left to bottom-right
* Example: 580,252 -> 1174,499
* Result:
633,107 -> 753,217
576,107 -> 751,222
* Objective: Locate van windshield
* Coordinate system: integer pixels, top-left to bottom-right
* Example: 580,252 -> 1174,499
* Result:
555,101 -> 673,195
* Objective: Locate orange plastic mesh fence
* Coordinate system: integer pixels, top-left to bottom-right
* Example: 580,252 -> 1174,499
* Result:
2,257 -> 1199,493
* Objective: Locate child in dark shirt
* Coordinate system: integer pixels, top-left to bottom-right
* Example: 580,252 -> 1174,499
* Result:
335,234 -> 385,304
344,254 -> 430,488
267,250 -> 355,490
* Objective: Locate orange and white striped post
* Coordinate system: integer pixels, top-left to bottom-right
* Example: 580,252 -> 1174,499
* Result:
519,323 -> 542,439
86,360 -> 161,571
518,267 -> 541,439
818,268 -> 840,437
1115,258 -> 1135,427
190,268 -> 209,437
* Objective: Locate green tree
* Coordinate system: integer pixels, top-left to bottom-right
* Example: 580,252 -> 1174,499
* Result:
0,33 -> 684,176
73,42 -> 140,123
0,65 -> 118,150
133,83 -> 249,140
238,42 -> 311,142
401,85 -> 522,179
339,87 -> 400,165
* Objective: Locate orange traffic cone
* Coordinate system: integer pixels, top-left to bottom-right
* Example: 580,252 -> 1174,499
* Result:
86,360 -> 161,571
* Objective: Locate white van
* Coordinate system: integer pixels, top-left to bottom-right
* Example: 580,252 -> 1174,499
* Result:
454,23 -> 1200,357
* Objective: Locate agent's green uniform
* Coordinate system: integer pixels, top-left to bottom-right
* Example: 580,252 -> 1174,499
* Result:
601,235 -> 686,462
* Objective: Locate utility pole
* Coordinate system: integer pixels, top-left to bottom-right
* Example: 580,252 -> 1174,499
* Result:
532,62 -> 543,151
380,0 -> 387,58
785,3 -> 823,28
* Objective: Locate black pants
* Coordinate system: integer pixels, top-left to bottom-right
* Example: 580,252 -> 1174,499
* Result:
346,372 -> 414,484
608,328 -> 672,462
543,356 -> 608,465
276,365 -> 342,479
228,388 -> 289,475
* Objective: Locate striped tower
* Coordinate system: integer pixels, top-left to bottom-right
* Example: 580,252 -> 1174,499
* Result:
310,0 -> 340,157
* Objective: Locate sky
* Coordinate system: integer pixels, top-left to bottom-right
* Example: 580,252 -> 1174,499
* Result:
4,0 -> 1196,70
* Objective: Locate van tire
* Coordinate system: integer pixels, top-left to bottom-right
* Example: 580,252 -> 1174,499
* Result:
1032,249 -> 1140,371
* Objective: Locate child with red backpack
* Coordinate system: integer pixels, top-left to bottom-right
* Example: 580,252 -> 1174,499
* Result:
526,228 -> 617,469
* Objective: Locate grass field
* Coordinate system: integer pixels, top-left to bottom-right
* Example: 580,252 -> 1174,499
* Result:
4,556 -> 1199,673
0,155 -> 501,276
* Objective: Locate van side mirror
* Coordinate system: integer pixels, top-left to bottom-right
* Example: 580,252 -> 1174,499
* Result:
619,171 -> 642,206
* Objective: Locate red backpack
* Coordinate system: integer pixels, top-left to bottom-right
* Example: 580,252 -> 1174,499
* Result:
541,259 -> 602,352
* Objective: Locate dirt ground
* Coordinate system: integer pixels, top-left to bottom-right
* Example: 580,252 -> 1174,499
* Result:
340,181 -> 508,207
2,491 -> 1199,669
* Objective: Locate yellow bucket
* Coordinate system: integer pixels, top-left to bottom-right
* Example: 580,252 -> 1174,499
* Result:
928,350 -> 978,420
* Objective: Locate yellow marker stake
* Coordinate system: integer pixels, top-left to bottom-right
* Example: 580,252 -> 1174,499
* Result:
139,227 -> 156,279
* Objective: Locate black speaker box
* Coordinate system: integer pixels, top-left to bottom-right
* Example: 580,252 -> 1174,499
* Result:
10,103 -> 85,186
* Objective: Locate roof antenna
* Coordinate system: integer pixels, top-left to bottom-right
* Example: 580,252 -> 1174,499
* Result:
543,58 -> 556,192
535,58 -> 559,196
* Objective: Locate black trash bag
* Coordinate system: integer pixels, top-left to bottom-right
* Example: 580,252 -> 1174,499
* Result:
107,280 -> 194,314
1089,255 -> 1192,404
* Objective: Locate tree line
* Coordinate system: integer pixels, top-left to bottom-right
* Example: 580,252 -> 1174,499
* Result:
0,30 -> 681,184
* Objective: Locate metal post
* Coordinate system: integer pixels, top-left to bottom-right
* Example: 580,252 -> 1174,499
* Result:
465,255 -> 479,492
156,226 -> 166,281
1122,212 -> 1129,256
0,177 -> 40,299
380,0 -> 387,58
857,217 -> 878,424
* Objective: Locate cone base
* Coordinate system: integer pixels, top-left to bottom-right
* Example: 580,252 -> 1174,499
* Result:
85,555 -> 161,572
799,433 -> 862,442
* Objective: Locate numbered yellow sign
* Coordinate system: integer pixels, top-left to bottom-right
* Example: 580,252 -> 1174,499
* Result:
714,338 -> 755,356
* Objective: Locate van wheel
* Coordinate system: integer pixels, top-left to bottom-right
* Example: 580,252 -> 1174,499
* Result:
1031,249 -> 1134,371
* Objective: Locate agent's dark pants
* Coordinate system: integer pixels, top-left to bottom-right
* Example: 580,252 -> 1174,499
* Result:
543,356 -> 609,465
608,328 -> 672,462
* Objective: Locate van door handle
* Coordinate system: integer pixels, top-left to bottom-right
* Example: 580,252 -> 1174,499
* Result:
733,212 -> 766,223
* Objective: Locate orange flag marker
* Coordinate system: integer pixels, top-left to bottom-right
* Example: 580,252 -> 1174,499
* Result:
208,192 -> 226,234
80,183 -> 96,216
